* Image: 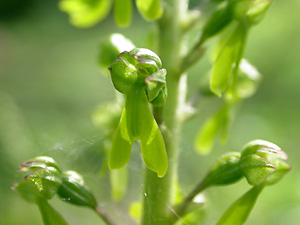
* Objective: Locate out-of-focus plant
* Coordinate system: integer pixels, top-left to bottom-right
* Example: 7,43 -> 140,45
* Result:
13,0 -> 291,225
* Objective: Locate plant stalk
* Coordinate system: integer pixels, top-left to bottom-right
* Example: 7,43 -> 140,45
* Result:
94,206 -> 117,225
141,0 -> 188,224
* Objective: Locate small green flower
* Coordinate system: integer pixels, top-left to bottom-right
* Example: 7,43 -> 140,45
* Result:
240,140 -> 291,186
108,48 -> 168,177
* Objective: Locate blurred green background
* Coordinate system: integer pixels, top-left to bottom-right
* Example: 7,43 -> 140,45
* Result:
0,0 -> 299,224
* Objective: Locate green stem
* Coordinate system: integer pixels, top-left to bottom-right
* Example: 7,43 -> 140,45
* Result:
168,180 -> 208,222
141,0 -> 187,224
94,206 -> 117,225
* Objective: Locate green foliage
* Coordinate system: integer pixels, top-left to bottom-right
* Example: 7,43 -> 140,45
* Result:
36,197 -> 69,225
216,185 -> 264,225
11,0 -> 292,225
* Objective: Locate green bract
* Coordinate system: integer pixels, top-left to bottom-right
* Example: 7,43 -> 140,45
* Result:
240,140 -> 291,186
108,48 -> 168,177
36,197 -> 69,225
57,170 -> 97,208
216,185 -> 264,225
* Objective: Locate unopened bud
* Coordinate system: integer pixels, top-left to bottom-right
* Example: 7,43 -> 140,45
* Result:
57,171 -> 97,208
240,140 -> 290,186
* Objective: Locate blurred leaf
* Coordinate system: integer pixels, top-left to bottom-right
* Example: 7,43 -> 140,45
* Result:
110,166 -> 128,201
36,197 -> 69,225
136,0 -> 163,21
202,6 -> 232,41
129,201 -> 142,220
25,167 -> 61,200
177,206 -> 206,225
210,22 -> 248,97
195,103 -> 231,154
92,102 -> 122,134
57,171 -> 97,208
239,154 -> 275,186
59,0 -> 112,28
183,194 -> 206,215
226,59 -> 261,100
114,0 -> 132,27
216,185 -> 264,225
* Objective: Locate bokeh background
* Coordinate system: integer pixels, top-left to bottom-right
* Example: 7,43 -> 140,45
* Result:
0,0 -> 299,224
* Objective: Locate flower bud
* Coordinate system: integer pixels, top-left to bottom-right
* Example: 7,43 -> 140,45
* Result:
109,48 -> 167,105
25,167 -> 61,200
145,69 -> 167,106
19,156 -> 61,173
203,152 -> 243,187
240,140 -> 290,186
109,52 -> 138,94
57,171 -> 97,208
